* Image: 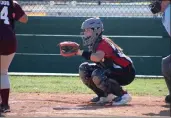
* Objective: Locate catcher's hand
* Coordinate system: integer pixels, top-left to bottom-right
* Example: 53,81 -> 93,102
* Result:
58,41 -> 80,57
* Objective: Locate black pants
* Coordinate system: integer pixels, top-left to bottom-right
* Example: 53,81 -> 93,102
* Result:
83,63 -> 135,86
79,62 -> 136,97
107,64 -> 136,86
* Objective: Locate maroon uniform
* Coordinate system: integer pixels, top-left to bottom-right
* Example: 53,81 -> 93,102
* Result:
0,0 -> 25,55
0,1 -> 26,112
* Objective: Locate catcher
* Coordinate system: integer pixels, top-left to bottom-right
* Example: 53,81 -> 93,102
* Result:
59,17 -> 135,105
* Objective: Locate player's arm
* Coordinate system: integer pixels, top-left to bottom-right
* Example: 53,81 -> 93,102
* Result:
13,1 -> 28,23
77,49 -> 105,62
161,0 -> 170,12
18,14 -> 28,23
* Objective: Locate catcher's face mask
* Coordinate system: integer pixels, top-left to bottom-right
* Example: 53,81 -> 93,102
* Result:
81,17 -> 104,47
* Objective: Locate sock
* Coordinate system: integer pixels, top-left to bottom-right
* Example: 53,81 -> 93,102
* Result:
0,89 -> 10,105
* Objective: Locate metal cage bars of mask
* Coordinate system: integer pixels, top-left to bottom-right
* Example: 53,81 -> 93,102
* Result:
18,0 -> 162,17
80,28 -> 103,52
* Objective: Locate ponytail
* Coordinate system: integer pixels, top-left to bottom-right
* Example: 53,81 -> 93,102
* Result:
104,37 -> 123,52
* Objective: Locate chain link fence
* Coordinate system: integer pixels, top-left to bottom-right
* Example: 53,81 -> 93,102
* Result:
18,0 -> 162,17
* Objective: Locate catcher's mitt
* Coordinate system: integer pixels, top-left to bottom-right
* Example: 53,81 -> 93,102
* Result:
149,0 -> 162,14
58,41 -> 80,57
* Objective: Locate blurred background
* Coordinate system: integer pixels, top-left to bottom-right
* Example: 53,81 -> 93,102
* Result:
18,0 -> 161,17
11,0 -> 170,76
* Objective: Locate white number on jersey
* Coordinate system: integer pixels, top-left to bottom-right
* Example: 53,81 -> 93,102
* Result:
0,6 -> 9,25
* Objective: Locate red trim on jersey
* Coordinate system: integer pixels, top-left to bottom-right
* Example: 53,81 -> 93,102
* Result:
96,38 -> 131,68
111,55 -> 130,67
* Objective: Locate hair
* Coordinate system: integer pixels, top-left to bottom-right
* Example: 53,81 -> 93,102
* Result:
104,37 -> 123,52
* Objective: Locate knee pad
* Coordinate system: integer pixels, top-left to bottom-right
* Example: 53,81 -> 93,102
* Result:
92,69 -> 107,91
98,79 -> 123,96
79,62 -> 92,84
1,74 -> 10,89
92,69 -> 124,96
79,63 -> 106,97
91,68 -> 106,79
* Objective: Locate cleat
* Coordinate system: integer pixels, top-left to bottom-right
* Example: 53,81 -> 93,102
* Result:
165,94 -> 171,103
90,96 -> 100,103
0,104 -> 10,113
96,94 -> 115,105
112,93 -> 132,106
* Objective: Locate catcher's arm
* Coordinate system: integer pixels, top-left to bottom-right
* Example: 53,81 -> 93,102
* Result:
76,49 -> 105,62
58,41 -> 105,61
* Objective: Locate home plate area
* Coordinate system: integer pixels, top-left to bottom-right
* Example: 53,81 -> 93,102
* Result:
1,93 -> 170,117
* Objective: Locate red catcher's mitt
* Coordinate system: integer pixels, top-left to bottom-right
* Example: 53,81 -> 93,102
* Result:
58,41 -> 80,57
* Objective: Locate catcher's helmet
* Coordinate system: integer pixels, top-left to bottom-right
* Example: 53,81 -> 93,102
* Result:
81,17 -> 104,49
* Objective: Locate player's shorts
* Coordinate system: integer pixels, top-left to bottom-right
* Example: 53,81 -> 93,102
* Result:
0,25 -> 17,55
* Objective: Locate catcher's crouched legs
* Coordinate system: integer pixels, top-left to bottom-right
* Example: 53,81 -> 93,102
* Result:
91,69 -> 124,97
162,55 -> 171,103
79,62 -> 107,102
92,69 -> 133,105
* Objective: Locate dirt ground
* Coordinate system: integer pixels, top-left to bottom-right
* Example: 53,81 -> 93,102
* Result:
1,93 -> 170,117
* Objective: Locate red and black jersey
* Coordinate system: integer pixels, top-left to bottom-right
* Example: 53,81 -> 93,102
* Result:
95,37 -> 133,68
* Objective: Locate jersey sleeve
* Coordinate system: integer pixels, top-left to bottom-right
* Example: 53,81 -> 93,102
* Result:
13,2 -> 25,21
96,40 -> 114,57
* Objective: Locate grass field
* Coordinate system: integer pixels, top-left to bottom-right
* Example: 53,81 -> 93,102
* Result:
10,76 -> 167,96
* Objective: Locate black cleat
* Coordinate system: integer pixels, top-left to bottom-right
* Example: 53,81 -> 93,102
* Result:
90,96 -> 100,103
0,104 -> 10,113
165,95 -> 171,103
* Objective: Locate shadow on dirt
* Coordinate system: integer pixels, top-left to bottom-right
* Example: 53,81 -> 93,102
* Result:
143,109 -> 170,117
0,114 -> 5,117
162,104 -> 170,108
53,103 -> 132,111
23,98 -> 84,104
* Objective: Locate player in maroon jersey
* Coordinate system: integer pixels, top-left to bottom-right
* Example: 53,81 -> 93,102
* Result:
76,17 -> 135,106
0,0 -> 28,113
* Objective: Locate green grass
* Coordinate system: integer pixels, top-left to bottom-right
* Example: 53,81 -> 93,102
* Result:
10,76 -> 168,96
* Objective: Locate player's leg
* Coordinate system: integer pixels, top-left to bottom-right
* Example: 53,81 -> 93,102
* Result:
0,53 -> 15,113
91,68 -> 125,105
92,65 -> 135,105
0,28 -> 16,112
111,65 -> 135,105
79,62 -> 107,103
162,4 -> 171,103
162,55 -> 171,103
